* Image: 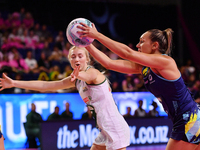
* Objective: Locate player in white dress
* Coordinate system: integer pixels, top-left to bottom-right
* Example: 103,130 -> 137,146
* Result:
0,46 -> 130,150
74,65 -> 130,150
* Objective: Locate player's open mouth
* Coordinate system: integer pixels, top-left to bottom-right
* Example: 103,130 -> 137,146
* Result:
75,64 -> 80,67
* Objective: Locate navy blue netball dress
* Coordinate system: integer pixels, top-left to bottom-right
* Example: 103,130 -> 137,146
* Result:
142,66 -> 200,144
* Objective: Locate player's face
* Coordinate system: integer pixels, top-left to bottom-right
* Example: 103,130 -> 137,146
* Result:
136,32 -> 153,54
69,48 -> 88,71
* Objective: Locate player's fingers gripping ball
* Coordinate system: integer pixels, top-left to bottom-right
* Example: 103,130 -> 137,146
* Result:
66,18 -> 94,47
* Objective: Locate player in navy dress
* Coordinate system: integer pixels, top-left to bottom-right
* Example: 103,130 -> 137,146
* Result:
78,23 -> 200,150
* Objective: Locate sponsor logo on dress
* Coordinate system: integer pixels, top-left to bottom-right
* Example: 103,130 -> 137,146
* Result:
83,87 -> 88,92
149,74 -> 155,84
142,67 -> 149,77
83,97 -> 90,103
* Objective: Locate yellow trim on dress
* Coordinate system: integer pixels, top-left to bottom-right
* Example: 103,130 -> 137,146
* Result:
185,112 -> 197,134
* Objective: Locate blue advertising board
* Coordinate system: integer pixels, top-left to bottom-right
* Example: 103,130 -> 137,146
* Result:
0,92 -> 167,149
41,118 -> 172,149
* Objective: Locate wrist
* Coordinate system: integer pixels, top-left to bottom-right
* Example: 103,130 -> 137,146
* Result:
95,32 -> 102,40
12,80 -> 16,88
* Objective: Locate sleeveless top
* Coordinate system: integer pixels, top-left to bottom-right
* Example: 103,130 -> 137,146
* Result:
142,66 -> 200,143
142,66 -> 197,121
75,66 -> 128,131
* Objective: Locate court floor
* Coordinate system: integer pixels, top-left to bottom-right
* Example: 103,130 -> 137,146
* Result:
6,144 -> 167,150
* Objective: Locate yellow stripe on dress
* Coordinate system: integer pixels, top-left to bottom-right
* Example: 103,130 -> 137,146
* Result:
142,67 -> 148,76
185,112 -> 197,134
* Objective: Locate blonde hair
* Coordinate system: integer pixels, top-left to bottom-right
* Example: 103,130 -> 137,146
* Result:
148,28 -> 174,55
68,46 -> 91,64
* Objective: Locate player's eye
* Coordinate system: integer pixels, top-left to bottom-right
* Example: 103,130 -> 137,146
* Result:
71,55 -> 76,59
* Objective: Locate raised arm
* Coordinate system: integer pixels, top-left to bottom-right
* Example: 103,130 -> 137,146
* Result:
86,44 -> 142,74
78,23 -> 171,69
0,73 -> 75,92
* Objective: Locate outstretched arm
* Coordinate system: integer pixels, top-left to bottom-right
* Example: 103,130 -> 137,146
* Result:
0,73 -> 75,92
86,44 -> 142,74
78,23 -> 171,69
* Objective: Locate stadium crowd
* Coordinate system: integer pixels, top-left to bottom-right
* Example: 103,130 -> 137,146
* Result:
0,8 -> 200,104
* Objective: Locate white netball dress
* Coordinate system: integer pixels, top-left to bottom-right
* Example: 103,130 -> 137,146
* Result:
76,67 -> 130,150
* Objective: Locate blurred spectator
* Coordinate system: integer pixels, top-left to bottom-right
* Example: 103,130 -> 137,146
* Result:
8,28 -> 24,49
9,53 -> 29,73
38,72 -> 49,81
48,45 -> 62,63
61,102 -> 73,120
81,107 -> 93,120
47,106 -> 61,121
41,40 -> 52,58
0,54 -> 10,70
134,74 -> 146,91
191,80 -> 200,100
8,46 -> 20,60
29,29 -> 40,50
20,29 -> 31,49
134,100 -> 146,117
148,101 -> 159,117
22,12 -> 34,29
11,12 -> 21,29
63,42 -> 71,59
46,35 -> 54,50
187,73 -> 196,89
34,23 -> 42,39
4,14 -> 12,32
111,81 -> 121,92
25,103 -> 43,148
41,24 -> 51,40
123,107 -> 133,118
25,51 -> 39,73
58,65 -> 72,79
55,30 -> 65,50
1,38 -> 10,51
18,23 -> 26,36
195,98 -> 200,105
122,74 -> 137,92
185,59 -> 195,76
49,65 -> 61,81
37,51 -> 50,73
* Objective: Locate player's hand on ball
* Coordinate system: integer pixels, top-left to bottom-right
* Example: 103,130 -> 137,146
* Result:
0,73 -> 14,91
70,65 -> 80,82
78,23 -> 99,39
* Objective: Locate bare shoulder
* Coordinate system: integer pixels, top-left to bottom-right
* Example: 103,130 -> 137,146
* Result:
163,55 -> 178,67
156,55 -> 180,80
87,67 -> 106,84
86,67 -> 100,74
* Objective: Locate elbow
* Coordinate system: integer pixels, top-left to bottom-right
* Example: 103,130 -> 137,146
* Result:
121,45 -> 133,59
